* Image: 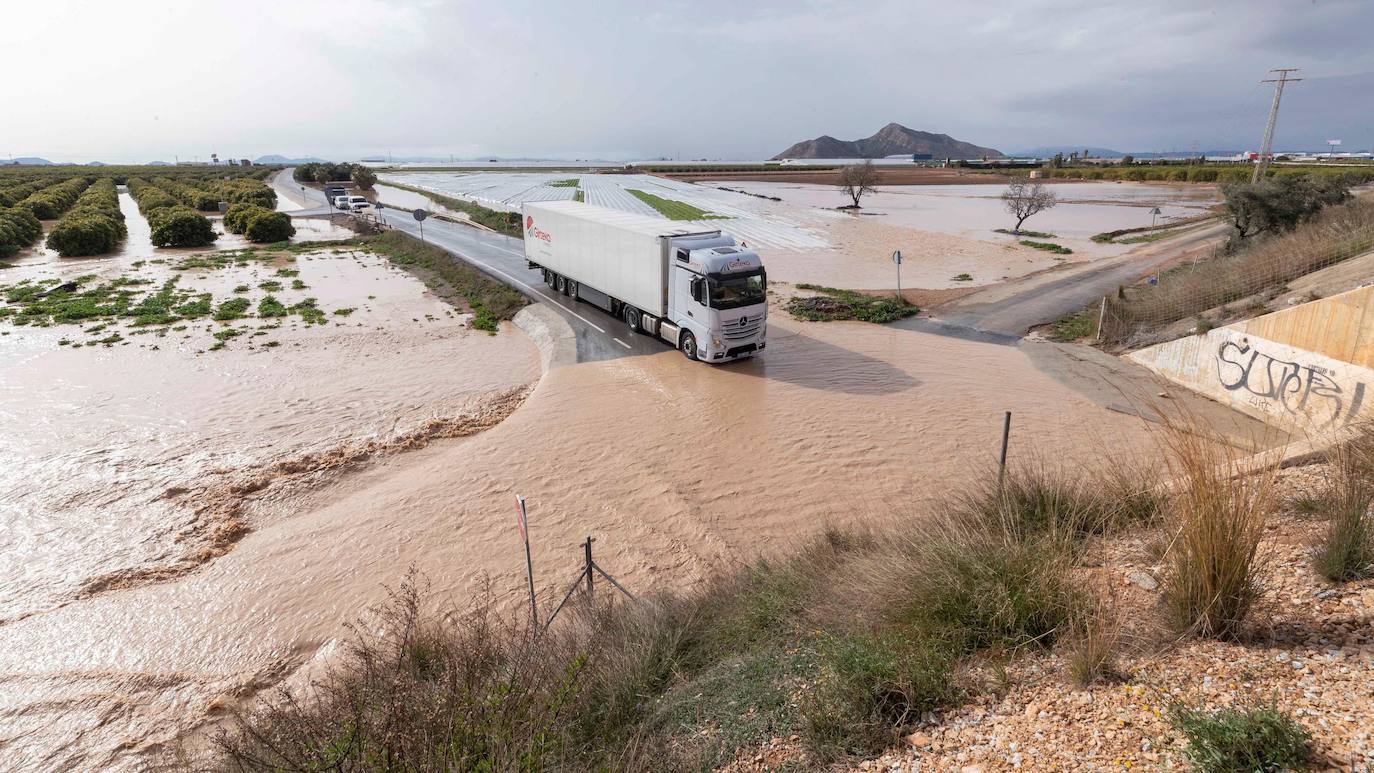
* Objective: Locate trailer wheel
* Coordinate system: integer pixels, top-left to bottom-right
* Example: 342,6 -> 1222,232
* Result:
544,270 -> 556,288
622,305 -> 641,334
555,275 -> 568,295
680,331 -> 698,360
566,279 -> 578,299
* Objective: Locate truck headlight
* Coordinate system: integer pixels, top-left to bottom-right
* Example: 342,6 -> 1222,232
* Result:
711,335 -> 723,348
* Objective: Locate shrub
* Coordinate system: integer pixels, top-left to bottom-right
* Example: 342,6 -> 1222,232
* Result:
801,632 -> 956,761
1169,703 -> 1311,773
1313,429 -> 1374,582
0,206 -> 43,257
46,213 -> 124,256
1160,427 -> 1276,639
149,206 -> 216,248
45,178 -> 126,257
786,285 -> 917,324
221,203 -> 262,234
1062,590 -> 1122,687
19,176 -> 91,219
244,210 -> 295,243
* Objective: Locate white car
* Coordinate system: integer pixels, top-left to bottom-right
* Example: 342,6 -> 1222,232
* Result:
332,195 -> 351,210
347,195 -> 371,211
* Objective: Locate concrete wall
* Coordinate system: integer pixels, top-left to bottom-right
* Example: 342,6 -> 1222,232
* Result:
1127,284 -> 1374,434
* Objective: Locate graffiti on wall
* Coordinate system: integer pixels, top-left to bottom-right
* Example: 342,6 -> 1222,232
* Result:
1216,339 -> 1366,427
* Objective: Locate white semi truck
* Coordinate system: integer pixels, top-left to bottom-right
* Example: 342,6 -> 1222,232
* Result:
522,201 -> 767,362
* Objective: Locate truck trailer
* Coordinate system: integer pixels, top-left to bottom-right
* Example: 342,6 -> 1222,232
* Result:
522,201 -> 767,362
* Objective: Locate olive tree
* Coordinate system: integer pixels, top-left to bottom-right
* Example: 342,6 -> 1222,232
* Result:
1001,178 -> 1057,233
837,160 -> 879,208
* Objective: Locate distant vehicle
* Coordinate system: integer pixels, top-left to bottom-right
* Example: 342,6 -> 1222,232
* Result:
522,201 -> 767,362
332,195 -> 351,210
346,195 -> 371,211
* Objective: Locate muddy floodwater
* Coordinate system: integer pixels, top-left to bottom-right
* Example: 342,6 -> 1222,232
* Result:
0,284 -> 1171,768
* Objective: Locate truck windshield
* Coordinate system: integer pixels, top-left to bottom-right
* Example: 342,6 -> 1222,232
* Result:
708,270 -> 766,310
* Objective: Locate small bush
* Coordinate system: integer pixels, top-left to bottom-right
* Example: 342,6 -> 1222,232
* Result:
149,206 -> 216,248
244,210 -> 296,243
1313,429 -> 1374,582
45,213 -> 124,257
802,632 -> 956,761
1170,703 -> 1311,773
786,285 -> 917,324
1062,590 -> 1122,687
1019,239 -> 1073,254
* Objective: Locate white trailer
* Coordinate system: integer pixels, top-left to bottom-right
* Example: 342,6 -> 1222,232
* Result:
523,201 -> 767,362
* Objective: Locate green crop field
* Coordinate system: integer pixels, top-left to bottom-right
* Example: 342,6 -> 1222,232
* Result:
627,189 -> 728,221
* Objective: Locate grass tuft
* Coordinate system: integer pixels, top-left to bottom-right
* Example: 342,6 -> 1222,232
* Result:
787,285 -> 918,324
1169,702 -> 1311,773
1313,428 -> 1374,582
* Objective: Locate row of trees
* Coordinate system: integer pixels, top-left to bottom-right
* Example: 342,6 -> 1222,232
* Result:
45,179 -> 127,257
127,178 -> 217,248
0,207 -> 43,258
223,203 -> 295,243
0,179 -> 49,208
17,176 -> 92,219
148,176 -> 277,212
292,163 -> 376,189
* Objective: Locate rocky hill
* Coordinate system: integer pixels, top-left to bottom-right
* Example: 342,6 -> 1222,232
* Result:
772,122 -> 1003,160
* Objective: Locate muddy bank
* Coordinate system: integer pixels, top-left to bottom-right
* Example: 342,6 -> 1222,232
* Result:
0,307 -> 1190,769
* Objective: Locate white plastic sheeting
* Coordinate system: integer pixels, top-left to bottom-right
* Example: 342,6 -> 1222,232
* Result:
380,172 -> 829,250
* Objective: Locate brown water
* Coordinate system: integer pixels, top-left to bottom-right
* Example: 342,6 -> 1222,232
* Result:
0,300 -> 1167,768
1,194 -> 538,625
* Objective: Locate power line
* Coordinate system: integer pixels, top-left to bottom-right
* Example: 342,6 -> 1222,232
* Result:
1253,68 -> 1302,183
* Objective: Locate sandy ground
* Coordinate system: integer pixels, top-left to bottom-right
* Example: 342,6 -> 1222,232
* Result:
0,294 -> 1207,770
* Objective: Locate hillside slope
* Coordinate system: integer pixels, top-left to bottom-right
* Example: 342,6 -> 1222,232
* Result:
773,122 -> 1003,160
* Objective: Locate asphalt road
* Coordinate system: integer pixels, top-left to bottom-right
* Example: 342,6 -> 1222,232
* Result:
918,221 -> 1229,340
271,170 -> 662,363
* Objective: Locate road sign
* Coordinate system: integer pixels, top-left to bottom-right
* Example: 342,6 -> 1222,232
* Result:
892,250 -> 903,301
892,250 -> 903,264
217,201 -> 230,213
412,208 -> 428,221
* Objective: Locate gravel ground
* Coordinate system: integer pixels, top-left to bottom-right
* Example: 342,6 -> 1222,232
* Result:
724,463 -> 1374,772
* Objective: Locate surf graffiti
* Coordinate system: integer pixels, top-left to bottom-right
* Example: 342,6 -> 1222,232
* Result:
1216,339 -> 1366,427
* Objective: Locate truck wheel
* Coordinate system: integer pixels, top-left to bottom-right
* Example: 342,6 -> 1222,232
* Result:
555,275 -> 568,295
622,305 -> 641,334
567,280 -> 578,299
680,331 -> 698,360
545,270 -> 556,288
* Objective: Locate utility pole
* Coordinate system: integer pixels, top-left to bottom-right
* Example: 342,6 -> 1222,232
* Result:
1253,68 -> 1301,183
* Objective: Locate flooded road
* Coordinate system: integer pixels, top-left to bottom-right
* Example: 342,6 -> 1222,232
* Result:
0,296 -> 1169,768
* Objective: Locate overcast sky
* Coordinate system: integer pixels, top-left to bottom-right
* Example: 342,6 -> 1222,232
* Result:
7,0 -> 1373,163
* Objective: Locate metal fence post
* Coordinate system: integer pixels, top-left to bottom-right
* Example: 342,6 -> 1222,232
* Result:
997,411 -> 1012,494
584,537 -> 595,608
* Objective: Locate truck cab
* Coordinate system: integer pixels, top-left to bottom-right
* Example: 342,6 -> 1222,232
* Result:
669,245 -> 767,361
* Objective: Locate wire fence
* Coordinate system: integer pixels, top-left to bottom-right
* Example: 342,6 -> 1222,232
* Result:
1098,201 -> 1374,344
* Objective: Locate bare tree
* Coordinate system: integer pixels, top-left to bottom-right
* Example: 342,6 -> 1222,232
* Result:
837,160 -> 879,208
1001,178 -> 1057,233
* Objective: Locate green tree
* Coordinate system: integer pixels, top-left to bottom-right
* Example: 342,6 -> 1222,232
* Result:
351,165 -> 377,190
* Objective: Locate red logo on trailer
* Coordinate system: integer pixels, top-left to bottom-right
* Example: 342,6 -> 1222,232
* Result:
525,215 -> 551,243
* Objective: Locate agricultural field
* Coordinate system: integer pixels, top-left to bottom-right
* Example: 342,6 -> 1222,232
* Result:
0,165 -> 279,258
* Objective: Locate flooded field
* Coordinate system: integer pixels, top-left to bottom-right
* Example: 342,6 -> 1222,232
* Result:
0,197 -> 540,625
381,172 -> 1219,291
0,299 -> 1174,769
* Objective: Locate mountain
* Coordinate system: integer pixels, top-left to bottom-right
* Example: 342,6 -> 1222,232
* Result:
5,157 -> 54,165
772,123 -> 1003,160
254,154 -> 329,165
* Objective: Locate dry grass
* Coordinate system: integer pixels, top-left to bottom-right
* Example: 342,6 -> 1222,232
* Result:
210,461 -> 1183,770
1313,427 -> 1374,582
1104,197 -> 1374,342
1062,587 -> 1124,687
1158,425 -> 1279,639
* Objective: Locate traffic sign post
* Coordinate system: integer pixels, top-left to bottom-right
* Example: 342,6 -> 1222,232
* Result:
892,250 -> 903,302
1149,206 -> 1162,228
413,208 -> 428,243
